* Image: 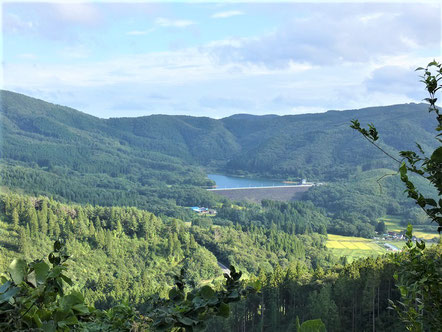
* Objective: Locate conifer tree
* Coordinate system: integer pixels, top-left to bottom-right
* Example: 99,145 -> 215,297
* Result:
11,208 -> 19,230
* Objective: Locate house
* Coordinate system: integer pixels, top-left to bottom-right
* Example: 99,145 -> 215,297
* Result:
190,206 -> 217,215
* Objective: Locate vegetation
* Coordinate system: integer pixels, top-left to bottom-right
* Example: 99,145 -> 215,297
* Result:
0,240 -> 258,331
0,62 -> 441,331
326,234 -> 387,262
206,254 -> 404,331
351,60 -> 442,331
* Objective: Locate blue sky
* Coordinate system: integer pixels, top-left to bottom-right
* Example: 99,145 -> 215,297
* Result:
2,1 -> 441,118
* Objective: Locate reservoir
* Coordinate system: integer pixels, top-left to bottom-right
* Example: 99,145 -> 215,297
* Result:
208,174 -> 291,189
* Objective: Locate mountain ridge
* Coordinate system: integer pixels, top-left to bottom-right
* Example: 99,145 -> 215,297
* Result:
0,89 -> 437,211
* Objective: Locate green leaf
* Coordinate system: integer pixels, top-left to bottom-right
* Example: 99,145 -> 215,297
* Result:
217,302 -> 230,318
0,281 -> 12,294
406,224 -> 413,239
399,163 -> 407,177
200,285 -> 215,300
300,319 -> 326,332
177,316 -> 197,326
60,292 -> 84,311
416,241 -> 426,250
431,146 -> 442,162
59,314 -> 79,326
0,285 -> 19,304
41,321 -> 56,332
27,270 -> 37,288
33,261 -> 50,285
60,274 -> 73,286
8,258 -> 27,284
72,303 -> 90,315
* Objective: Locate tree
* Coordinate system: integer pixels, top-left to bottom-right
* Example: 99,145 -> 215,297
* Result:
375,221 -> 386,234
11,208 -> 19,230
351,60 -> 442,232
351,60 -> 442,331
0,242 -> 259,331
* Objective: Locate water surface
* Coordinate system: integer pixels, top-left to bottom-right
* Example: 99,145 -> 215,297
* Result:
208,174 -> 291,189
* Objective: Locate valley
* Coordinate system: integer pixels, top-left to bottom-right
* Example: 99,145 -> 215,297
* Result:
0,90 -> 440,331
2,3 -> 441,330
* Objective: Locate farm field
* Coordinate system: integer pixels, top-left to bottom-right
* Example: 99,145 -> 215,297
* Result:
326,234 -> 401,262
380,215 -> 440,240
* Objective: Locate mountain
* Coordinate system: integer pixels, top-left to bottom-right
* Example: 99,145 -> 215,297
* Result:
0,90 -> 437,212
221,104 -> 436,179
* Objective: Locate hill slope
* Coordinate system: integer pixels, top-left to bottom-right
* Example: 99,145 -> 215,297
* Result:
0,90 -> 437,211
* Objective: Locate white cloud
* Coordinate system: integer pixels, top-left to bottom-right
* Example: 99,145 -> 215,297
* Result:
209,4 -> 440,68
155,17 -> 195,28
127,29 -> 154,36
4,13 -> 36,33
52,3 -> 100,24
3,3 -> 438,118
58,45 -> 90,59
18,53 -> 37,60
211,10 -> 243,19
358,12 -> 385,23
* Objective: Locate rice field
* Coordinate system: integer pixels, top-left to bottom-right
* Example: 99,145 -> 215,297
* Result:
326,222 -> 439,262
326,234 -> 388,262
380,216 -> 440,240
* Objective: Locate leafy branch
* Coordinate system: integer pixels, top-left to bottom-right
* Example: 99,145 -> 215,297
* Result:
0,241 -> 259,331
351,60 -> 442,233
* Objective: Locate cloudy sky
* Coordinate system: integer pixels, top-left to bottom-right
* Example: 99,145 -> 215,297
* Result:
2,1 -> 441,118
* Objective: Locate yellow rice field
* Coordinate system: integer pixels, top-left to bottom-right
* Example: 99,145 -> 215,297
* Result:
327,234 -> 373,251
326,234 -> 388,262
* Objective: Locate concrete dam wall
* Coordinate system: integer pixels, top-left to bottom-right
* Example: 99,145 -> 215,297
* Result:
207,185 -> 312,203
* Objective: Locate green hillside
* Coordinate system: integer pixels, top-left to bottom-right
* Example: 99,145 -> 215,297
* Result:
1,90 -> 438,230
1,90 -> 437,189
1,90 -> 441,332
221,104 -> 436,179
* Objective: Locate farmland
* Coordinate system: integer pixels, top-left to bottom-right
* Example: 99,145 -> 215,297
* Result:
326,234 -> 400,262
381,215 -> 439,240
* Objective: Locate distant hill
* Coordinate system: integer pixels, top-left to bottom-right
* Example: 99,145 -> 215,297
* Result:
221,104 -> 436,179
0,90 -> 437,210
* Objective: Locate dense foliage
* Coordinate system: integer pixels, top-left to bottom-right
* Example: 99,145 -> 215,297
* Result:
1,63 -> 441,331
351,60 -> 442,331
0,193 -> 330,309
1,90 -> 437,241
0,240 -> 258,331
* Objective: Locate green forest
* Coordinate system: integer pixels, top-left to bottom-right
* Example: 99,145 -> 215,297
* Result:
0,62 -> 441,331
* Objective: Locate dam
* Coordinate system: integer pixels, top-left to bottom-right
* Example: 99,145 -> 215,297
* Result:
207,184 -> 313,203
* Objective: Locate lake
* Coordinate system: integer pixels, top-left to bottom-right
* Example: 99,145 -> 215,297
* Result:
207,174 -> 292,189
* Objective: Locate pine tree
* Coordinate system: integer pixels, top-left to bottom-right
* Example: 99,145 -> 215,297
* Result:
38,200 -> 48,236
18,226 -> 29,256
48,210 -> 55,237
29,208 -> 39,237
11,208 -> 19,229
294,316 -> 300,332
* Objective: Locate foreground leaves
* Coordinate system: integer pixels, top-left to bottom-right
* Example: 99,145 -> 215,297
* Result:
0,241 -> 258,331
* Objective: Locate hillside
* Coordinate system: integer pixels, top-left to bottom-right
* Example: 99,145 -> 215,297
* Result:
221,104 -> 436,179
0,90 -> 437,215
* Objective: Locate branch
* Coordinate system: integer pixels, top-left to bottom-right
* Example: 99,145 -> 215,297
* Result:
360,134 -> 403,165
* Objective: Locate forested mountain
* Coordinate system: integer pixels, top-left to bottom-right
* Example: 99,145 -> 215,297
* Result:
0,192 -> 329,311
1,193 -> 438,332
0,90 -> 440,331
0,90 -> 437,208
221,104 -> 436,179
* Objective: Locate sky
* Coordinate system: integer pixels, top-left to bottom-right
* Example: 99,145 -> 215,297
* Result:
1,1 -> 441,118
